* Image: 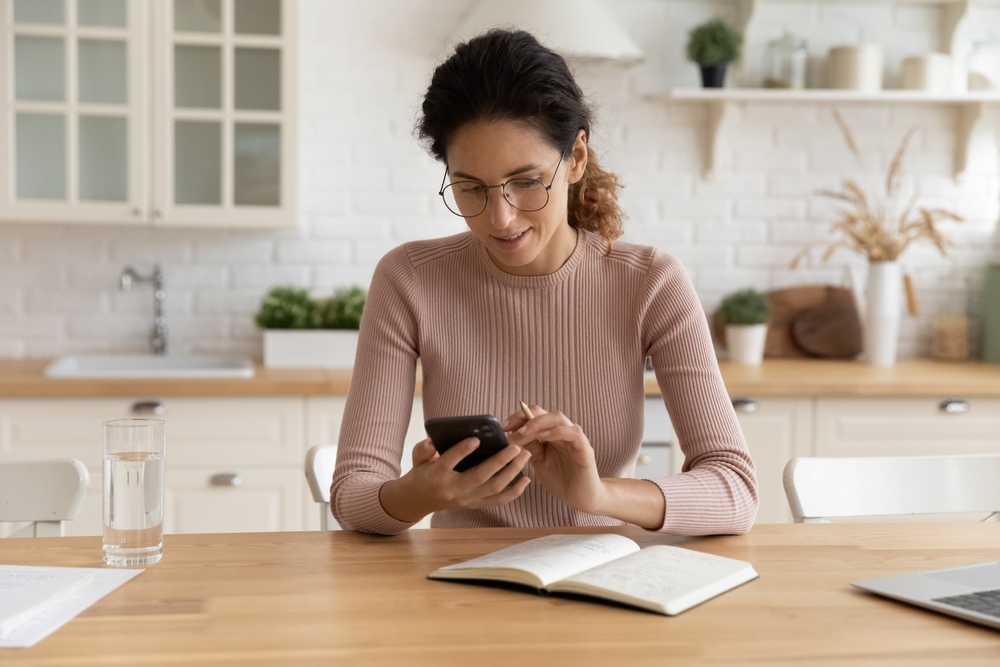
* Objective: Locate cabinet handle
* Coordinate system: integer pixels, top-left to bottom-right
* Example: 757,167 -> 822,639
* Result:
132,206 -> 145,217
210,473 -> 243,487
732,398 -> 760,413
939,399 -> 970,414
154,207 -> 164,218
637,455 -> 654,466
131,401 -> 165,415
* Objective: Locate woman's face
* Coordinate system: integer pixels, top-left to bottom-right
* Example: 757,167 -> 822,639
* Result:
445,119 -> 587,276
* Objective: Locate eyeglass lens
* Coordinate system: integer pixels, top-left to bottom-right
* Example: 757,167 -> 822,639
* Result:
441,179 -> 549,218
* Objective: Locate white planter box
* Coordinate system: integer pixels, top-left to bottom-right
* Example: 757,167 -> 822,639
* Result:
726,324 -> 768,366
263,330 -> 359,369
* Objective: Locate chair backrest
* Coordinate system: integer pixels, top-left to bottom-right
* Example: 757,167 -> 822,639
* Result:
783,454 -> 1000,523
0,460 -> 90,537
305,445 -> 339,530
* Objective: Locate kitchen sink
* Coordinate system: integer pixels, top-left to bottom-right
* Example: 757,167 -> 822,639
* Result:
44,355 -> 255,379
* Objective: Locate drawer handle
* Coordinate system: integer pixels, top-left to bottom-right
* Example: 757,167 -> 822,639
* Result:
637,455 -> 654,466
732,398 -> 760,413
939,399 -> 970,414
131,401 -> 165,415
210,473 -> 243,487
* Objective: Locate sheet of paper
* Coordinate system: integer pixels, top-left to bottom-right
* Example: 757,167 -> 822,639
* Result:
559,545 -> 751,606
439,534 -> 640,586
0,566 -> 144,648
0,566 -> 95,638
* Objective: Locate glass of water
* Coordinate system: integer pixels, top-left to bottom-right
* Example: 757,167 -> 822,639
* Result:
103,419 -> 165,567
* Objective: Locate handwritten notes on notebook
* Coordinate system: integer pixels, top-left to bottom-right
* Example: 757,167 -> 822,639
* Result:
429,534 -> 758,615
0,565 -> 143,648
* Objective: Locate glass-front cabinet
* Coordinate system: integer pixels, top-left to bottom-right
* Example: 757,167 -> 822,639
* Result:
0,0 -> 297,228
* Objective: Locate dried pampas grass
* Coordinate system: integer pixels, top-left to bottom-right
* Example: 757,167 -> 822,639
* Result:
791,110 -> 962,269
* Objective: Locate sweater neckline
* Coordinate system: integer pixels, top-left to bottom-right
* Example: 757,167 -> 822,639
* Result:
473,228 -> 590,288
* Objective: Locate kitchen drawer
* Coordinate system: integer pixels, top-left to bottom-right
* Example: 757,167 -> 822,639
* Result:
164,467 -> 306,534
0,397 -> 305,467
815,398 -> 1000,457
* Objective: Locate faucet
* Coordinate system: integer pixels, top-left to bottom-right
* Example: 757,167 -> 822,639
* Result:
120,264 -> 168,355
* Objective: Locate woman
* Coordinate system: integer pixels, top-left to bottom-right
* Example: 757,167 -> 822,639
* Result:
330,29 -> 757,535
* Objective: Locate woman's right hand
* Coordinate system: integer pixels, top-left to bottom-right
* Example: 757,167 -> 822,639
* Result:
378,438 -> 531,523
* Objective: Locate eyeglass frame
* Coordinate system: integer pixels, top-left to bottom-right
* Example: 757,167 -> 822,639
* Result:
437,156 -> 564,218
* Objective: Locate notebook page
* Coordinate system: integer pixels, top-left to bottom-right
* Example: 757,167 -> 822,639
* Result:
557,545 -> 754,610
0,567 -> 143,648
0,566 -> 94,638
437,534 -> 640,586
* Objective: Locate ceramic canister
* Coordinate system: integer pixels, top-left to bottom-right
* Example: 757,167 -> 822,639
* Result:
901,53 -> 952,92
828,44 -> 884,92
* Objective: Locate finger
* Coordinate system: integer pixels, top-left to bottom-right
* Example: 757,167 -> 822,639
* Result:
480,475 -> 531,507
484,449 -> 532,495
462,444 -> 523,486
501,411 -> 528,432
512,412 -> 569,441
411,439 -> 438,467
436,437 -> 480,472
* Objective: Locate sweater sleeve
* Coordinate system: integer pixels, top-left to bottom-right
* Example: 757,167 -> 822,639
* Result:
637,249 -> 758,535
330,245 -> 421,535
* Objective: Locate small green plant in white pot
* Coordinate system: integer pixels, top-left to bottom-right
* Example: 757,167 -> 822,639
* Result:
720,289 -> 771,365
256,285 -> 367,368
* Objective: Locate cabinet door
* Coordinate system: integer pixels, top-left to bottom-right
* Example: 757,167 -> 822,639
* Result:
164,467 -> 304,533
0,396 -> 306,535
0,0 -> 149,224
815,397 -> 1000,457
730,397 -> 813,524
150,0 -> 297,228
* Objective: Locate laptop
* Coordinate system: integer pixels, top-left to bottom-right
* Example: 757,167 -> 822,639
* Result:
852,562 -> 1000,630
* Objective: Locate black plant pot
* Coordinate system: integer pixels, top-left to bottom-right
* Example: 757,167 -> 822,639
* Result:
700,64 -> 728,88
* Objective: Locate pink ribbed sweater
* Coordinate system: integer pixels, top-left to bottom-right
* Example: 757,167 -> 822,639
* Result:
330,229 -> 758,535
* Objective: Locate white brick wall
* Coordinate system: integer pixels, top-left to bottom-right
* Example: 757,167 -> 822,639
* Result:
1,0 -> 998,359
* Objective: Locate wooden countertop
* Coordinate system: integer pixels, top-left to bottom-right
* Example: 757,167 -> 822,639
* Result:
1,358 -> 999,399
1,524 -> 999,666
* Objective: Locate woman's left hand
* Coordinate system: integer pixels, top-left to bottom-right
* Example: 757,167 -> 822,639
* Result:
503,405 -> 606,515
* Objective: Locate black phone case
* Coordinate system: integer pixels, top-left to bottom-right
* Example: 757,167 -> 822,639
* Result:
424,415 -> 523,482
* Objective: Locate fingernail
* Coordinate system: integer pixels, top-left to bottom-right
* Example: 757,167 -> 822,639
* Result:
523,450 -> 532,459
539,430 -> 550,439
517,426 -> 527,434
502,417 -> 511,428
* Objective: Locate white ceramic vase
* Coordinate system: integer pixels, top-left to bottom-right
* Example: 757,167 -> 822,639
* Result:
726,324 -> 768,365
863,261 -> 902,367
263,330 -> 360,368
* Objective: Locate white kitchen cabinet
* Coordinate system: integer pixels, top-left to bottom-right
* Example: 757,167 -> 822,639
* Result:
164,467 -> 305,534
815,397 -> 1000,458
730,396 -> 813,524
0,0 -> 298,228
0,396 -> 308,536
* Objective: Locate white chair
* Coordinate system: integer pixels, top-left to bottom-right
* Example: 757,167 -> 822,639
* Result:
783,454 -> 1000,524
305,445 -> 340,530
0,460 -> 90,538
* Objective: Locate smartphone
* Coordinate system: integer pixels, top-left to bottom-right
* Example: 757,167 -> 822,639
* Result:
424,415 -> 523,483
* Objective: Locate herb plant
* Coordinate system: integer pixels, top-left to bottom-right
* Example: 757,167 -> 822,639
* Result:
720,289 -> 772,326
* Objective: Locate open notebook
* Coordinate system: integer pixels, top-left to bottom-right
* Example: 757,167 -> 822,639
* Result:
428,534 -> 758,616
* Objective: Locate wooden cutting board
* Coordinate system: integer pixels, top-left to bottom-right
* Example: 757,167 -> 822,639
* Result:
791,291 -> 863,358
714,285 -> 861,358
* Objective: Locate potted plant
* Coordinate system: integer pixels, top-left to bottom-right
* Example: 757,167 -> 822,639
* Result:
686,18 -> 743,88
721,289 -> 771,365
256,285 -> 367,368
791,110 -> 961,367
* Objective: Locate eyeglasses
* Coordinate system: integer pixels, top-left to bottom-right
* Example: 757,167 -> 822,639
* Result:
437,158 -> 563,218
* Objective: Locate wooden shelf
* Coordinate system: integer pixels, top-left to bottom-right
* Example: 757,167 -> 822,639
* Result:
652,89 -> 1000,181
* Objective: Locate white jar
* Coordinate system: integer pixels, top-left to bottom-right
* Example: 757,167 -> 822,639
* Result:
901,53 -> 952,92
827,44 -> 884,92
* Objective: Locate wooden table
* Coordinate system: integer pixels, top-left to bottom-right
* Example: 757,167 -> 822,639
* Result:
1,524 -> 999,665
